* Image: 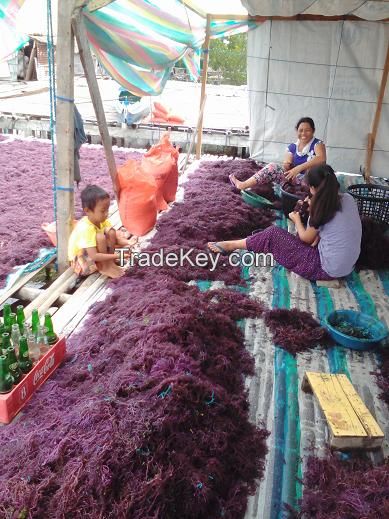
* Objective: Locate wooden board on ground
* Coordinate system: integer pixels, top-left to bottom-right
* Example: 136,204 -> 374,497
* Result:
302,371 -> 385,450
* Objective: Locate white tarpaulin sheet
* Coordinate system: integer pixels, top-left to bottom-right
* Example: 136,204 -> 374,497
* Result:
242,1 -> 389,21
247,20 -> 389,176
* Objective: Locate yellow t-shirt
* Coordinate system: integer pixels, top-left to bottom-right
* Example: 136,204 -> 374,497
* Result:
68,216 -> 112,261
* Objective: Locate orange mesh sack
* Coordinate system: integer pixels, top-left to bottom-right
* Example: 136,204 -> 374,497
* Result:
142,133 -> 179,206
153,101 -> 169,115
117,159 -> 157,236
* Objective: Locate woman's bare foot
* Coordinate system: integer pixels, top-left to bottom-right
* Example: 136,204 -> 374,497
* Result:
229,174 -> 245,191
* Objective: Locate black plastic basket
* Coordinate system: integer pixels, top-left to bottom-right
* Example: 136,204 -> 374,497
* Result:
347,184 -> 389,225
280,187 -> 303,218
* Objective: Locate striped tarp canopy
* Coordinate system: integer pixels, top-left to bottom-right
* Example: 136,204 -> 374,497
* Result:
0,0 -> 28,62
83,0 -> 254,96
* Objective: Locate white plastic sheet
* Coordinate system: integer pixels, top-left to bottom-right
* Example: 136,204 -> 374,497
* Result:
247,20 -> 389,176
242,0 -> 389,20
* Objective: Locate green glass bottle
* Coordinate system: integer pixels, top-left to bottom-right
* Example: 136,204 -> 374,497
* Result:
9,313 -> 17,327
2,303 -> 12,333
7,347 -> 22,384
0,324 -> 4,351
16,305 -> 25,332
44,313 -> 58,345
18,336 -> 32,374
2,303 -> 11,322
0,355 -> 13,393
31,309 -> 40,337
1,332 -> 10,356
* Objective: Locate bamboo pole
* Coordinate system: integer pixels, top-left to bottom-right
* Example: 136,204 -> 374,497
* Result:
23,268 -> 77,320
365,41 -> 389,182
72,10 -> 120,198
16,286 -> 71,305
196,14 -> 211,160
182,94 -> 206,173
56,1 -> 76,273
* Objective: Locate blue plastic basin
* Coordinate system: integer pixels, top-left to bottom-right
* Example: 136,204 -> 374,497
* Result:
324,310 -> 388,351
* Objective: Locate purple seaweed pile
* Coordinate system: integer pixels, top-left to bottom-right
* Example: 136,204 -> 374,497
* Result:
139,159 -> 276,285
291,454 -> 389,519
0,158 -> 274,518
264,308 -> 330,355
0,274 -> 269,519
0,138 -> 141,287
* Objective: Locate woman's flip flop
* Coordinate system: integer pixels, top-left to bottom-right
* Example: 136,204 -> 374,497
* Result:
208,242 -> 229,256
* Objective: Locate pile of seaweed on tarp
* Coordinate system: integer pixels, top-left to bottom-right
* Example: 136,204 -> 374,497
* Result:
263,308 -> 330,355
0,137 -> 142,287
288,453 -> 389,519
0,158 -> 275,518
140,159 -> 276,285
0,274 -> 269,519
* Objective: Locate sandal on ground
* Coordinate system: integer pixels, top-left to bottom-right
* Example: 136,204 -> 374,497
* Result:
208,242 -> 229,256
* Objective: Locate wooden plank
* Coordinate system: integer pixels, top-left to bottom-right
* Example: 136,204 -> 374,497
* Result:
252,14 -> 389,22
0,256 -> 55,307
337,374 -> 384,439
52,273 -> 107,335
302,372 -> 385,449
365,42 -> 389,182
56,0 -> 76,273
72,11 -> 119,199
305,372 -> 366,437
195,14 -> 211,160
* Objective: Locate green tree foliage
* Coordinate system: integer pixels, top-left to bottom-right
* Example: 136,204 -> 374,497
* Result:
208,33 -> 247,85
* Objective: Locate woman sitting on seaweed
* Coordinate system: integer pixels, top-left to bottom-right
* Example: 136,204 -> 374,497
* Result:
229,117 -> 326,190
208,164 -> 362,281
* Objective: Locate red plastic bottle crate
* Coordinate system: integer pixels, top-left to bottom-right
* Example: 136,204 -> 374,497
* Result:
0,336 -> 66,424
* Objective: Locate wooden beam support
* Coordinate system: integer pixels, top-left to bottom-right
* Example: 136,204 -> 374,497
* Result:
25,40 -> 37,81
72,10 -> 120,198
56,1 -> 76,273
180,0 -> 207,18
252,14 -> 389,22
196,14 -> 211,160
365,42 -> 389,182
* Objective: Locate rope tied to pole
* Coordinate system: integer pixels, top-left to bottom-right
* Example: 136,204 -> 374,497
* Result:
46,0 -> 57,241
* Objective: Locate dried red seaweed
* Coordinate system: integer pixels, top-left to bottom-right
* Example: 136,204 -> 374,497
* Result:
0,272 -> 269,518
0,138 -> 141,287
291,454 -> 389,519
264,308 -> 329,355
135,159 -> 276,285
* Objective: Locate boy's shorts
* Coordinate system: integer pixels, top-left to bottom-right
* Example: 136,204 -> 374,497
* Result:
70,250 -> 98,277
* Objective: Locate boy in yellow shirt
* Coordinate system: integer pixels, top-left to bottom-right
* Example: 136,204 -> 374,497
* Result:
68,185 -> 131,278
